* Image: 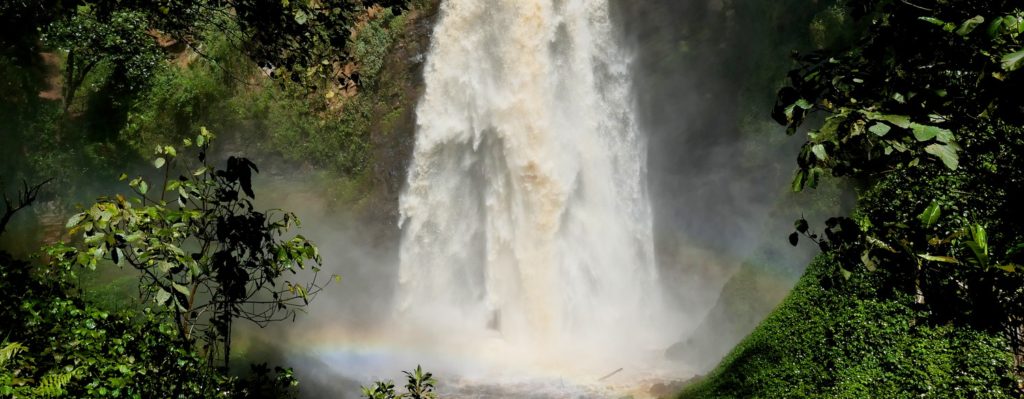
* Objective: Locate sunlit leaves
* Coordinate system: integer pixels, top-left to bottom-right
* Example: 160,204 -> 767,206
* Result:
956,16 -> 985,36
1002,49 -> 1024,71
811,144 -> 829,161
964,224 -> 989,268
60,128 -> 328,368
869,123 -> 891,137
155,289 -> 171,305
924,142 -> 962,170
917,254 -> 959,264
910,123 -> 953,142
917,202 -> 942,227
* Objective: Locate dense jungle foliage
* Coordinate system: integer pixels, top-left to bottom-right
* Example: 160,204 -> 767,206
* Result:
0,0 -> 421,190
1,0 -> 423,397
683,0 -> 1024,396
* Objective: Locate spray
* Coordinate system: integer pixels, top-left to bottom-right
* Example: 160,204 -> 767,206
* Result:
395,0 -> 681,377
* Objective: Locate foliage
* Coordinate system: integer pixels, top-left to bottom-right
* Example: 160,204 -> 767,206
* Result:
350,8 -> 406,87
775,0 -> 1024,356
119,51 -> 233,153
58,128 -> 329,368
362,380 -> 398,399
2,0 -> 425,197
44,4 -> 166,112
686,2 -> 1024,395
361,365 -> 437,399
679,254 -> 1019,399
227,363 -> 300,399
225,0 -> 409,89
1,240 -> 222,397
1,142 -> 313,397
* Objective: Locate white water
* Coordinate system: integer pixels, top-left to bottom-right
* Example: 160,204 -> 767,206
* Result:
395,0 -> 682,385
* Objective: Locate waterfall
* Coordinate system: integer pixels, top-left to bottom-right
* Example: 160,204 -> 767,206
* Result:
396,0 -> 673,372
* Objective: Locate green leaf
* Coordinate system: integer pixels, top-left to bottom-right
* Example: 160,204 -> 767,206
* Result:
817,115 -> 845,138
155,289 -> 171,305
867,236 -> 897,253
995,264 -> 1017,273
294,9 -> 308,25
910,123 -> 952,142
66,213 -> 86,228
84,232 -> 106,246
792,169 -> 808,192
971,224 -> 988,251
863,112 -> 911,129
1002,49 -> 1024,72
807,167 -> 823,189
987,18 -> 1006,38
861,250 -> 877,272
956,16 -> 985,36
917,254 -> 959,263
783,104 -> 798,124
924,142 -> 961,170
154,157 -> 166,169
919,16 -> 947,27
868,123 -> 891,137
795,99 -> 813,110
138,180 -> 149,195
840,268 -> 852,280
172,283 -> 190,296
811,144 -> 828,161
966,241 -> 989,267
917,201 -> 942,227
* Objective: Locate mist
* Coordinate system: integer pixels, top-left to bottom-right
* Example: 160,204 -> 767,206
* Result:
231,0 -> 854,397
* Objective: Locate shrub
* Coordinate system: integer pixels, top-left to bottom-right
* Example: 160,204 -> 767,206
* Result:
679,254 -> 1018,399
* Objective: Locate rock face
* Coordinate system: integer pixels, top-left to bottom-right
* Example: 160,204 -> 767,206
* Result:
362,1 -> 441,244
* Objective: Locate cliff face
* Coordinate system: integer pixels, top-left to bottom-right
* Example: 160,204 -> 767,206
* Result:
361,0 -> 441,243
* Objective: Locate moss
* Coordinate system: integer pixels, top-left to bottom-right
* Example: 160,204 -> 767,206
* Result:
679,254 -> 1018,399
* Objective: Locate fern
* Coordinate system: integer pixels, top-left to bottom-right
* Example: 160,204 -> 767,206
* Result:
34,369 -> 75,397
0,342 -> 25,367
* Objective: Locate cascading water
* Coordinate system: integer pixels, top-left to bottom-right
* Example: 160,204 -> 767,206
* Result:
395,0 -> 680,380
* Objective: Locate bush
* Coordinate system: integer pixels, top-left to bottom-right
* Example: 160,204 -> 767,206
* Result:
1,249 -> 220,398
679,254 -> 1019,399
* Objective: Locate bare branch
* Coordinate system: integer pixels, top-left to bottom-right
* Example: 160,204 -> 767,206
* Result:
0,179 -> 51,236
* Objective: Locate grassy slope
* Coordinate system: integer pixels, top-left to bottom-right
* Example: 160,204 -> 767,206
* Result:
678,254 -> 1018,399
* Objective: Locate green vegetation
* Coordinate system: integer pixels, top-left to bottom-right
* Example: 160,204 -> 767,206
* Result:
684,0 -> 1024,396
0,0 -> 420,188
1,0 -> 426,396
0,136 -> 312,397
361,365 -> 438,399
680,255 -> 1018,398
5,0 -> 1022,396
58,130 -> 328,369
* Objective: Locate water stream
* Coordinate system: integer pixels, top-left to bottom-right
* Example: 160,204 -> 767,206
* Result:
394,0 -> 682,385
